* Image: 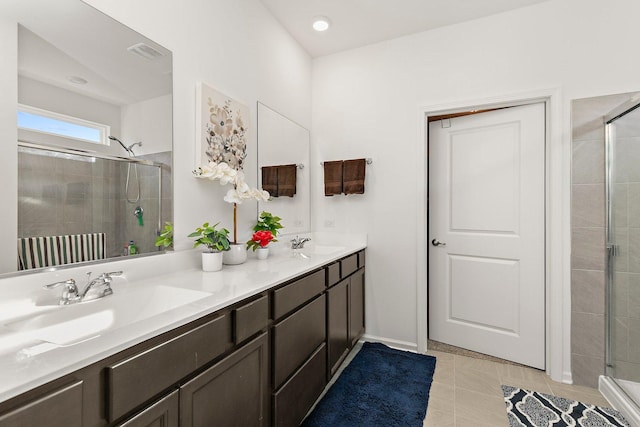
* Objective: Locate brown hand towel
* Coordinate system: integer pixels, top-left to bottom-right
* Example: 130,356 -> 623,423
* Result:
261,166 -> 278,197
323,160 -> 343,196
277,164 -> 297,197
343,158 -> 366,195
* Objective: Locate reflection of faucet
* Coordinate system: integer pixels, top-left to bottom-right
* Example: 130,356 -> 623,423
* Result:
44,271 -> 121,305
290,236 -> 311,249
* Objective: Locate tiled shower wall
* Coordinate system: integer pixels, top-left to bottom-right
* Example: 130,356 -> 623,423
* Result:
18,149 -> 172,263
571,92 -> 635,387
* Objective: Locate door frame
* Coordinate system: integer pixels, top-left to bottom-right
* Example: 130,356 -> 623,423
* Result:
415,87 -> 571,383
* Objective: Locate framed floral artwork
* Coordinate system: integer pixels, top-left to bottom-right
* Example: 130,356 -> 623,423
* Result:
196,82 -> 249,171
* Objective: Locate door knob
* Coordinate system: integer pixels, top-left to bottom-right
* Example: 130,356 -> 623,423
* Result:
431,239 -> 446,247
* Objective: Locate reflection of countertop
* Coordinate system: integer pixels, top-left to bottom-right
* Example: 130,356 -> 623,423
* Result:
0,232 -> 366,404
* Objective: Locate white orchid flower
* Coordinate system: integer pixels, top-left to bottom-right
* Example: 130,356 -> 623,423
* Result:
251,188 -> 270,201
194,161 -> 238,184
224,188 -> 245,204
235,179 -> 250,194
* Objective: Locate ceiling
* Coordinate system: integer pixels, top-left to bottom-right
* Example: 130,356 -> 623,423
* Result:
259,0 -> 551,58
10,0 -> 172,106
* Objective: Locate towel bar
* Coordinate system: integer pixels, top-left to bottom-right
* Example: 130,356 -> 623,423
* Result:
320,158 -> 372,166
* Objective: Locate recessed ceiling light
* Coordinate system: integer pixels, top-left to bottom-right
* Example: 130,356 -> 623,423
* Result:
67,76 -> 88,85
312,15 -> 331,32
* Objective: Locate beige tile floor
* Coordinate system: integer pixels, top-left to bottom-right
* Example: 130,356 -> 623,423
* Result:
423,349 -> 612,426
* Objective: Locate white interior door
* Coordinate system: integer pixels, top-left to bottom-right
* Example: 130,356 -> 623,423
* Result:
428,103 -> 545,369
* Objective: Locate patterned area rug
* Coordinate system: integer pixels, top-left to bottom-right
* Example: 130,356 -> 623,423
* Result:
502,385 -> 629,427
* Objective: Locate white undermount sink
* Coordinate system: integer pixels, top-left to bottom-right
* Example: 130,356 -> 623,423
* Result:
290,245 -> 347,259
5,285 -> 211,346
305,245 -> 346,255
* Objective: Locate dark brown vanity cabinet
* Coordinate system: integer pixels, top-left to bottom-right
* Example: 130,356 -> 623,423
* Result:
327,278 -> 350,377
107,313 -> 233,422
349,267 -> 365,346
0,250 -> 365,427
117,390 -> 179,427
327,251 -> 366,380
179,332 -> 269,427
0,380 -> 84,427
271,269 -> 327,427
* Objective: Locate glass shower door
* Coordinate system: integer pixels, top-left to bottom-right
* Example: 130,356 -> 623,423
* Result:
606,100 -> 640,406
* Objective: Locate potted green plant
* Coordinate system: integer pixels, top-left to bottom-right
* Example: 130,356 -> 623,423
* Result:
188,222 -> 230,271
253,211 -> 283,238
155,222 -> 174,249
246,212 -> 283,259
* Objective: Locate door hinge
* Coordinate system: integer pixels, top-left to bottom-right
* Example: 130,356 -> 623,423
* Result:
607,245 -> 620,256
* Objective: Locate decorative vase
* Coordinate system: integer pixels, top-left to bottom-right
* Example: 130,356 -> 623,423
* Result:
202,251 -> 223,272
223,243 -> 247,265
256,247 -> 269,260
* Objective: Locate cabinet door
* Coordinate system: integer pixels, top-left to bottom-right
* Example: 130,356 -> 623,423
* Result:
273,344 -> 326,427
0,381 -> 83,427
349,268 -> 365,346
117,389 -> 178,427
327,278 -> 349,378
272,295 -> 326,389
180,332 -> 269,427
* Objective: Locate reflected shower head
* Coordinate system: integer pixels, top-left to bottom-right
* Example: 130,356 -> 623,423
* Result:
108,135 -> 130,153
108,136 -> 141,156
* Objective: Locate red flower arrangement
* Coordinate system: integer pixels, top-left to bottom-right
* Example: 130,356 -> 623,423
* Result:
247,230 -> 274,251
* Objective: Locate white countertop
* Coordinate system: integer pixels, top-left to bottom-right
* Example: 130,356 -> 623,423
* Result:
0,232 -> 366,404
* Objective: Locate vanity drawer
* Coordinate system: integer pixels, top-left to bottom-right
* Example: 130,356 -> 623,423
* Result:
340,253 -> 358,278
0,381 -> 83,427
273,343 -> 327,427
233,294 -> 269,344
106,313 -> 232,422
272,269 -> 325,320
358,250 -> 366,268
272,294 -> 326,389
326,262 -> 341,287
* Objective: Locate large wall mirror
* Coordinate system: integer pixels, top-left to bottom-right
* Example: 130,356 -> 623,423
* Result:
4,0 -> 173,275
257,103 -> 310,234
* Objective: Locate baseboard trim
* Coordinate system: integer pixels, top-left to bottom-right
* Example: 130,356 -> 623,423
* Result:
361,334 -> 418,352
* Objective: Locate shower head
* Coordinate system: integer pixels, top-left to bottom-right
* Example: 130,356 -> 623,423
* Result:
108,135 -> 130,153
127,141 -> 142,155
108,136 -> 141,156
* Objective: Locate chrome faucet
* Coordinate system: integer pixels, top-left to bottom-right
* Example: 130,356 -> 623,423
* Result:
290,236 -> 311,249
80,271 -> 120,301
44,271 -> 121,305
44,279 -> 80,305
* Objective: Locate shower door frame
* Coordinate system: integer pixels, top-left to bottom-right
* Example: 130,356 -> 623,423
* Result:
17,141 -> 164,251
604,98 -> 640,400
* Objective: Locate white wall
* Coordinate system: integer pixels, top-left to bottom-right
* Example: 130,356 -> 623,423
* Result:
0,15 -> 18,274
121,94 -> 172,155
311,0 -> 640,360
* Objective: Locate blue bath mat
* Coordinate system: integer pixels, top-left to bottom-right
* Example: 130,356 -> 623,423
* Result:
502,385 -> 629,427
302,342 -> 436,427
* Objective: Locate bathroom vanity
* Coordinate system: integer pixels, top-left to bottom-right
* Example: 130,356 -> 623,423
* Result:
0,238 -> 365,427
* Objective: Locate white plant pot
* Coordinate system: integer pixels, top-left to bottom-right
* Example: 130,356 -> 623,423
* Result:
223,243 -> 247,265
202,251 -> 223,272
256,247 -> 269,260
